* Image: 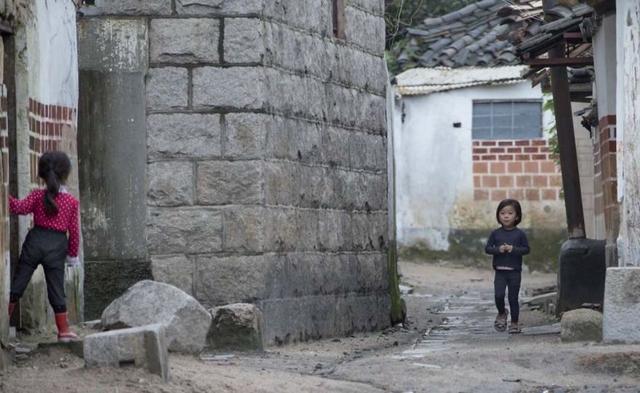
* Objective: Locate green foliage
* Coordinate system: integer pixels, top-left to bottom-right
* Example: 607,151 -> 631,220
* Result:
385,0 -> 477,73
543,95 -> 561,165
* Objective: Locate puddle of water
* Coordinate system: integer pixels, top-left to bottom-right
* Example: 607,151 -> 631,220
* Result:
395,293 -> 504,358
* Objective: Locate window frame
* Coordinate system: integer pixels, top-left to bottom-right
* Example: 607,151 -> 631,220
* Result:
471,99 -> 544,140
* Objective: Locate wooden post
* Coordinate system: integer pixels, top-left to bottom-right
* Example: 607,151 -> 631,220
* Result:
548,42 -> 586,239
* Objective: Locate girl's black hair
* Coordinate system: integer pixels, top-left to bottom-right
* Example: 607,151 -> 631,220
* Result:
37,151 -> 71,216
496,198 -> 522,226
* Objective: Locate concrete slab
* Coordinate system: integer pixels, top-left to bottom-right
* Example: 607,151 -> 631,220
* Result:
84,323 -> 169,382
603,267 -> 640,343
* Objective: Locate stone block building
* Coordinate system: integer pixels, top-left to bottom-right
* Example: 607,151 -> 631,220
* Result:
77,0 -> 391,344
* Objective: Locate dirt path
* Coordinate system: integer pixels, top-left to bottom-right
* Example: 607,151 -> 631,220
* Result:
1,261 -> 639,393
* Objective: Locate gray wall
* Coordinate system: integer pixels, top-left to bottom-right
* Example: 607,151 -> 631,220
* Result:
78,0 -> 390,343
77,19 -> 151,319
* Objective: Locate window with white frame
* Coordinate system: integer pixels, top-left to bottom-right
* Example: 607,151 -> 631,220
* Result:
472,100 -> 543,140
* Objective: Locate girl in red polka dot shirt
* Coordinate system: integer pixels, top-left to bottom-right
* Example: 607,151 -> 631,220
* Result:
7,151 -> 80,342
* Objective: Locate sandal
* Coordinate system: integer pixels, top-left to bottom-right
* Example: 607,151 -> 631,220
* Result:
508,322 -> 521,334
494,311 -> 508,332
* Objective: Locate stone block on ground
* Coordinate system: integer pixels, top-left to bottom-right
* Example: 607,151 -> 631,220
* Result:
561,308 -> 603,342
0,348 -> 9,371
101,280 -> 212,353
207,303 -> 264,351
84,323 -> 169,382
603,267 -> 640,343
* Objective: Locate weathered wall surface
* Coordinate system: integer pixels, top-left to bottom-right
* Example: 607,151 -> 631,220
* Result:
77,18 -> 150,320
0,1 -> 81,335
617,0 -> 640,267
573,102 -> 596,240
393,82 -> 589,271
0,31 -> 9,350
78,0 -> 390,343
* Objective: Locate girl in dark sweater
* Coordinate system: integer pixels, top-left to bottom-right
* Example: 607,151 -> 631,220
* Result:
485,199 -> 529,334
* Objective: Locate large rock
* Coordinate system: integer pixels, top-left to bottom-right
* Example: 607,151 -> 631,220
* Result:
603,267 -> 640,343
561,308 -> 603,342
101,280 -> 212,353
208,303 -> 264,351
84,323 -> 169,382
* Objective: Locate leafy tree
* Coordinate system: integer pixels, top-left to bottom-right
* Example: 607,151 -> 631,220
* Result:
385,0 -> 477,49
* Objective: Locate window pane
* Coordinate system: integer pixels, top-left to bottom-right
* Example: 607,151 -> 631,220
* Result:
493,126 -> 512,139
513,102 -> 541,138
473,103 -> 491,116
472,115 -> 491,129
512,102 -> 537,116
472,127 -> 492,139
472,100 -> 542,141
493,115 -> 511,129
492,102 -> 512,116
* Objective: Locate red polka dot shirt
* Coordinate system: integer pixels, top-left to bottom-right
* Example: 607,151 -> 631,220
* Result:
9,189 -> 80,257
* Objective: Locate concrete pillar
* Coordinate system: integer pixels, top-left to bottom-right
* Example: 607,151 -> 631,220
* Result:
77,18 -> 150,319
617,0 -> 640,267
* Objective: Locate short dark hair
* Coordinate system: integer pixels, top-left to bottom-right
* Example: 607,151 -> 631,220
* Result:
496,198 -> 522,226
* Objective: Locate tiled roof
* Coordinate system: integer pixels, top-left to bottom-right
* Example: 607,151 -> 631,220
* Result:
515,2 -> 595,101
516,2 -> 594,58
392,0 -> 544,72
393,65 -> 529,96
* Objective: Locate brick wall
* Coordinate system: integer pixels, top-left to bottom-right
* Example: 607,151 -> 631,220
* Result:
27,98 -> 76,186
472,139 -> 562,202
594,115 -> 618,261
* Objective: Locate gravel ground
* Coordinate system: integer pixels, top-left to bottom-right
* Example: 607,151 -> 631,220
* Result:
1,261 -> 638,393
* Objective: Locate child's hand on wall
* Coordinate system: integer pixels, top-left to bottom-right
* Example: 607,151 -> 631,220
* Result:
66,256 -> 80,268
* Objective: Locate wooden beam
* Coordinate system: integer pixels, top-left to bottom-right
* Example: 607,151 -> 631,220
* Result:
563,32 -> 589,43
569,43 -> 592,58
548,42 -> 586,239
525,56 -> 594,67
586,0 -> 615,14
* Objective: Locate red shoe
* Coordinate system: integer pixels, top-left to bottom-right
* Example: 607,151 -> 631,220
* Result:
54,312 -> 79,342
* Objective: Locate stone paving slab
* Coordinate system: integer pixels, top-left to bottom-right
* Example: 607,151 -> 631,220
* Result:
84,323 -> 169,382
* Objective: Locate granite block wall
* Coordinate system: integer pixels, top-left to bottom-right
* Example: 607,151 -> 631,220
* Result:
79,0 -> 390,343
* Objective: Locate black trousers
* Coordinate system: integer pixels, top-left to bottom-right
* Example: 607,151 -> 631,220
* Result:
10,227 -> 69,313
494,270 -> 521,323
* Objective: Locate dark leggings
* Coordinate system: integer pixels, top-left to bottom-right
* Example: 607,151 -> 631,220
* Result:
10,227 -> 69,313
494,270 -> 521,323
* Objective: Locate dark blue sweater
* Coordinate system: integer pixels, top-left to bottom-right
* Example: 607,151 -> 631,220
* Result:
485,227 -> 530,271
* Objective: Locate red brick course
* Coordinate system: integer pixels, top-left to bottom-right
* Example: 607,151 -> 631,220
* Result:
472,139 -> 562,202
507,162 -> 522,173
490,162 -> 505,173
28,98 -> 76,185
594,116 -> 619,241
